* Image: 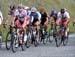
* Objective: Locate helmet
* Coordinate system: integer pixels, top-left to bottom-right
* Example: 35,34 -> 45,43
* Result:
31,7 -> 37,12
50,9 -> 57,15
18,3 -> 24,9
24,6 -> 29,10
10,4 -> 16,10
60,8 -> 65,13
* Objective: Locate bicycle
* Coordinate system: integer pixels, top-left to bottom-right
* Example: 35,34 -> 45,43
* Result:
59,25 -> 69,46
54,25 -> 69,47
4,24 -> 25,53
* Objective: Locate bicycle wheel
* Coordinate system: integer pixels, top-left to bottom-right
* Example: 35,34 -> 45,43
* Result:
6,32 -> 11,50
21,43 -> 26,51
26,31 -> 32,48
47,30 -> 54,43
55,33 -> 62,47
11,32 -> 17,53
63,32 -> 69,46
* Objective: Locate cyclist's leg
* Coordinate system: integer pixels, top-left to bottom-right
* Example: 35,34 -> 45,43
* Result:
22,23 -> 27,45
56,19 -> 60,32
34,20 -> 40,38
64,21 -> 69,37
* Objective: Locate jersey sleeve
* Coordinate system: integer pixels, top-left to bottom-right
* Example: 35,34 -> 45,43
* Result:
65,12 -> 70,19
57,12 -> 62,20
37,11 -> 41,20
23,10 -> 27,16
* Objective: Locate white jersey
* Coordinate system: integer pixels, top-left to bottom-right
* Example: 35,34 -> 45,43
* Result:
0,11 -> 3,25
57,12 -> 70,20
17,9 -> 27,21
36,11 -> 41,20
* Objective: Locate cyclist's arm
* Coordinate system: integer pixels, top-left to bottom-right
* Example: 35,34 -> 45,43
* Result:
37,11 -> 41,23
22,15 -> 28,27
65,12 -> 70,23
3,15 -> 10,24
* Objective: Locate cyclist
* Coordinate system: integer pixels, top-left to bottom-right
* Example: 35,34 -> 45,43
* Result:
16,4 -> 29,45
57,8 -> 70,37
4,4 -> 18,27
29,7 -> 41,44
49,9 -> 58,31
39,7 -> 48,43
29,7 -> 41,32
40,8 -> 48,31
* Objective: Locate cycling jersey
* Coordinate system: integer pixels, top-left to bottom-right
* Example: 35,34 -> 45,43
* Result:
18,10 -> 27,21
57,12 -> 70,20
41,12 -> 47,25
28,11 -> 41,25
29,11 -> 41,21
17,9 -> 29,27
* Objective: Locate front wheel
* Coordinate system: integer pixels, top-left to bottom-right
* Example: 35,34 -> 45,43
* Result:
55,33 -> 62,47
63,32 -> 69,46
6,32 -> 11,50
11,32 -> 18,53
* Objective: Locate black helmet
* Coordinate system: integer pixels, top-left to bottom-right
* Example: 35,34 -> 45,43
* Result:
10,4 -> 16,10
60,8 -> 65,13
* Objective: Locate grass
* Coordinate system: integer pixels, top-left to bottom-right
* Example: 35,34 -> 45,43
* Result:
0,0 -> 75,41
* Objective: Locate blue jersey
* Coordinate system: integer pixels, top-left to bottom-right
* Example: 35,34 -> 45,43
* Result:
29,11 -> 41,20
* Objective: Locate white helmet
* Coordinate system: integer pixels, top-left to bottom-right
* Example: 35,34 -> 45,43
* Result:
18,3 -> 24,8
24,6 -> 29,10
31,7 -> 37,12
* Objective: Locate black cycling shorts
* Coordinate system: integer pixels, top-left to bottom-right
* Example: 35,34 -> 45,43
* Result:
32,19 -> 39,26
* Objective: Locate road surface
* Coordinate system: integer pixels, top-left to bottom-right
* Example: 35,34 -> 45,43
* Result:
0,34 -> 75,57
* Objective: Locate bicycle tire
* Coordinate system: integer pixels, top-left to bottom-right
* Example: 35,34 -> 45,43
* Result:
55,33 -> 62,47
6,32 -> 11,50
11,32 -> 17,53
63,32 -> 69,46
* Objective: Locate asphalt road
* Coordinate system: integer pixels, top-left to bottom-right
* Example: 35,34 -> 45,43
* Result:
0,34 -> 75,57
